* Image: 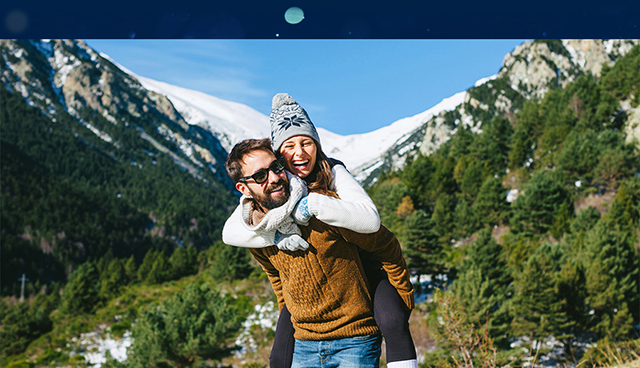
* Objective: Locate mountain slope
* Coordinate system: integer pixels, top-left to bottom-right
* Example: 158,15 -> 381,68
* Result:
121,39 -> 639,187
354,39 -> 640,186
0,39 -> 238,294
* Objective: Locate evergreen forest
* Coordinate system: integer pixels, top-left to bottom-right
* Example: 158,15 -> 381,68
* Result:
367,43 -> 640,366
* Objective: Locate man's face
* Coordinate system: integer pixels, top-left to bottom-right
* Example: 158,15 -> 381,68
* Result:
236,149 -> 290,211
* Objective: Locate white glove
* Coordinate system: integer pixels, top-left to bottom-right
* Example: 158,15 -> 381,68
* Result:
293,196 -> 312,225
274,230 -> 309,251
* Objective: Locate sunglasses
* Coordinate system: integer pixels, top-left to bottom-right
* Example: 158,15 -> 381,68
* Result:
238,156 -> 286,184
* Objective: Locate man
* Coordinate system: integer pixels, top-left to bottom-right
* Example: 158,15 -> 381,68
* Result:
225,138 -> 414,367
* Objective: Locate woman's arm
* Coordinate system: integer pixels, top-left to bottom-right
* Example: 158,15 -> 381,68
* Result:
222,204 -> 274,248
223,202 -> 310,251
305,164 -> 381,233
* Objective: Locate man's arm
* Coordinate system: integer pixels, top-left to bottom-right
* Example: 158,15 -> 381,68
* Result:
249,248 -> 286,311
338,226 -> 415,310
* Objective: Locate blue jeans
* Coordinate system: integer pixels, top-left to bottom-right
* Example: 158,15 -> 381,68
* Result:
290,335 -> 382,368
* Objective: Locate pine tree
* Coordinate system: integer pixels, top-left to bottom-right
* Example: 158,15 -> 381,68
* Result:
210,245 -> 254,282
452,228 -> 512,346
124,255 -> 138,283
146,251 -> 172,284
432,156 -> 458,198
509,101 -> 544,168
127,283 -> 240,367
0,293 -> 57,356
137,249 -> 158,282
169,246 -> 198,279
550,201 -> 573,240
510,243 -> 576,358
369,179 -> 411,235
60,262 -> 101,314
471,117 -> 514,175
605,177 -> 640,234
453,198 -> 480,239
403,210 -> 443,281
460,161 -> 489,200
473,176 -> 509,227
432,194 -> 456,244
99,258 -> 127,300
570,206 -> 601,234
402,154 -> 434,208
582,222 -> 638,339
509,136 -> 529,169
510,170 -> 572,236
556,130 -> 600,183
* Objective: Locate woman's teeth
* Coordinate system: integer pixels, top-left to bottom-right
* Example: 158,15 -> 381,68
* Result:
293,160 -> 309,167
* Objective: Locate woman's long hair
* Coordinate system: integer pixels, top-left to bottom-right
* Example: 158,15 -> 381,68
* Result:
305,144 -> 333,193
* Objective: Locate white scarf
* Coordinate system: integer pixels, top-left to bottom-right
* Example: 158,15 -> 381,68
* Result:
240,170 -> 308,237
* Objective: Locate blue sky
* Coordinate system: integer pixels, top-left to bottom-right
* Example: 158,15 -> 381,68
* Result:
85,40 -> 528,135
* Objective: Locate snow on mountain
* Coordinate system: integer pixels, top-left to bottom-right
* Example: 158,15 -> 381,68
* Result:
134,76 -> 271,152
102,52 -> 481,182
99,53 -> 270,153
100,51 -> 473,178
317,91 -> 466,174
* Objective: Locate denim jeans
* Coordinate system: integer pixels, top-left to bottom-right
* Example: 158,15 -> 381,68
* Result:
290,334 -> 382,368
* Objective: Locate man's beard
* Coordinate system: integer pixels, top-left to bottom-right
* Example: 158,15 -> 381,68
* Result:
252,178 -> 290,210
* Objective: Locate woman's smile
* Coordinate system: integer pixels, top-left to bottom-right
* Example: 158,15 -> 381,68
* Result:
280,135 -> 318,179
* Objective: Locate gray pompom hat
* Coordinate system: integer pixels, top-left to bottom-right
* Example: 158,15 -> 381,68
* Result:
269,93 -> 321,152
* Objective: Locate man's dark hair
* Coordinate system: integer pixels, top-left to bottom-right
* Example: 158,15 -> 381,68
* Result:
225,138 -> 274,183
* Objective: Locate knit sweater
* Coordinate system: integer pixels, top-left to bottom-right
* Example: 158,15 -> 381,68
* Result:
249,196 -> 414,341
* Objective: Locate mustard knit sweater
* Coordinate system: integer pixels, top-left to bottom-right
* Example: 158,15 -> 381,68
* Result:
250,216 -> 414,341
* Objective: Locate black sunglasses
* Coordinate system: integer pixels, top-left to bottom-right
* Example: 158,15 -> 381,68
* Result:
238,156 -> 286,184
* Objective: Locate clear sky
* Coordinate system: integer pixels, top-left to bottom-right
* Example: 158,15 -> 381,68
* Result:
85,39 -> 528,135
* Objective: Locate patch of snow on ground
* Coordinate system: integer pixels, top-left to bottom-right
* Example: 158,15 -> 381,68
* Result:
68,326 -> 131,367
235,301 -> 279,356
507,189 -> 519,203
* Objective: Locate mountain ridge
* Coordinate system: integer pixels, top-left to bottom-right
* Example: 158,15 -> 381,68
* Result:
103,39 -> 638,187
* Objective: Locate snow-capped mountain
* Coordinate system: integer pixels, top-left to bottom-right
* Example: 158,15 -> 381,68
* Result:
124,64 -> 466,184
133,75 -> 271,153
113,39 -> 638,187
342,39 -> 640,186
317,92 -> 466,182
4,39 -> 638,190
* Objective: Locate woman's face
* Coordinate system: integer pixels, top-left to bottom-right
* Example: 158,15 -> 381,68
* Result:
279,135 -> 318,179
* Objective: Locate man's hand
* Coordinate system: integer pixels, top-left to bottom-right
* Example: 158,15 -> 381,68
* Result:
293,196 -> 312,225
274,230 -> 309,251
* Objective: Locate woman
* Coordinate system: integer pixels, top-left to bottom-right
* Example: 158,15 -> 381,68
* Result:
222,93 -> 417,368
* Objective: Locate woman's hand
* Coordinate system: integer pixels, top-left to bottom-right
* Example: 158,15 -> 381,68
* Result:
274,230 -> 309,251
293,196 -> 312,225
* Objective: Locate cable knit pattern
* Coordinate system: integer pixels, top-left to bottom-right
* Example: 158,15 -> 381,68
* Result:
250,191 -> 414,341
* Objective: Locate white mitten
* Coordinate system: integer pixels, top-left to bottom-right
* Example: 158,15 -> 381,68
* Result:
293,196 -> 312,225
274,230 -> 309,251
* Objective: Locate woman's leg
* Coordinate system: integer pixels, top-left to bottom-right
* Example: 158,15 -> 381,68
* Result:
366,268 -> 417,367
269,304 -> 295,368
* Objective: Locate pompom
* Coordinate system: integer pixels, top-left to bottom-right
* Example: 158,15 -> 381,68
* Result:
272,93 -> 297,110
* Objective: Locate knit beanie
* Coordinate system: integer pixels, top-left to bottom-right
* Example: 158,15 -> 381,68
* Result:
270,93 -> 321,152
